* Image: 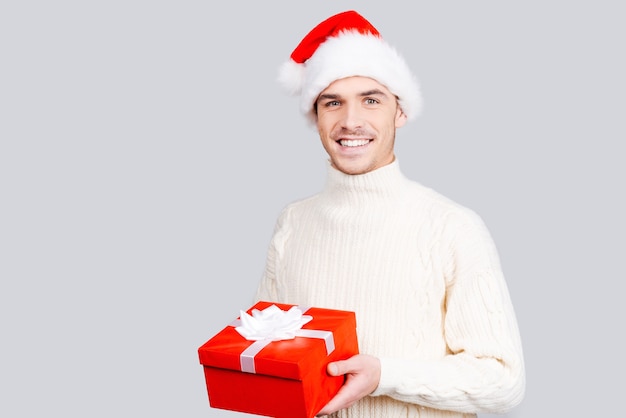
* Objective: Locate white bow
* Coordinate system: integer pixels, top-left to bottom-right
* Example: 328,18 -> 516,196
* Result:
235,304 -> 313,341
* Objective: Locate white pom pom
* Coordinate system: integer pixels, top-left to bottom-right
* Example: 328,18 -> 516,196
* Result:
277,59 -> 305,95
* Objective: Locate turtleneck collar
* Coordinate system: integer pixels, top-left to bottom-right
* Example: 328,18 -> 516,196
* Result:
321,159 -> 410,205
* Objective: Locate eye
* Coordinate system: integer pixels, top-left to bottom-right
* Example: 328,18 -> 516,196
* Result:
324,100 -> 341,107
365,97 -> 379,105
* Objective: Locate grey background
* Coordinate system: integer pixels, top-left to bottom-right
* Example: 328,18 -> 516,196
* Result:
1,1 -> 624,417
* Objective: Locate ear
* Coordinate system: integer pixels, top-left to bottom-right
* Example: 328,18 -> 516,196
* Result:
395,107 -> 408,128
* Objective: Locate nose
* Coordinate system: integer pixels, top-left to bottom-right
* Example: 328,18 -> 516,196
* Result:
339,102 -> 364,130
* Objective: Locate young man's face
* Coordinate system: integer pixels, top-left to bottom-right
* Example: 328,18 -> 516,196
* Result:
315,76 -> 407,175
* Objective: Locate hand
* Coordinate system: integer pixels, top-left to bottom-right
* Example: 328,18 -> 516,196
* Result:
316,354 -> 381,416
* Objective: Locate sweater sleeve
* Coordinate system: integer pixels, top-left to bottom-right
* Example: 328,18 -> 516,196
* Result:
370,209 -> 526,414
254,207 -> 289,303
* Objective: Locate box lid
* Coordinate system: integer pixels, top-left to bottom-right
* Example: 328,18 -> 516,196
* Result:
198,301 -> 357,381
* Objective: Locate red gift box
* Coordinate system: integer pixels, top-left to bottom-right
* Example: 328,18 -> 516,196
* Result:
197,301 -> 359,418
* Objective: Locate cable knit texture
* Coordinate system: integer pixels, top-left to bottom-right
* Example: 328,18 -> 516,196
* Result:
255,160 -> 525,417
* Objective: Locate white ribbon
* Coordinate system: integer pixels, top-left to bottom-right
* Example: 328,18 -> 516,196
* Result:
231,304 -> 335,373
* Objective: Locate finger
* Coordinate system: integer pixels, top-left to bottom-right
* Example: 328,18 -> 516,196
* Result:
326,361 -> 341,376
327,358 -> 355,376
317,384 -> 355,416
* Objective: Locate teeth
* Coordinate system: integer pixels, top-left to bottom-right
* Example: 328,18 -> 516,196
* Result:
340,139 -> 369,147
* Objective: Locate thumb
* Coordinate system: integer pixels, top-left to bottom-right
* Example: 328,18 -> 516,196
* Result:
327,360 -> 348,376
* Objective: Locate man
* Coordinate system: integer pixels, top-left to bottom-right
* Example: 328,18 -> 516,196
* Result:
255,10 -> 525,418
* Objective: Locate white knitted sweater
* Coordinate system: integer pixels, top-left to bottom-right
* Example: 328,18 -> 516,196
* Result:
255,160 -> 525,418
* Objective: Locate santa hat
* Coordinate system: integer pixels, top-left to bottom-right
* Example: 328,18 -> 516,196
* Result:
278,10 -> 422,124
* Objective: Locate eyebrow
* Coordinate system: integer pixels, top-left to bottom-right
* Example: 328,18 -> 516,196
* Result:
360,89 -> 387,97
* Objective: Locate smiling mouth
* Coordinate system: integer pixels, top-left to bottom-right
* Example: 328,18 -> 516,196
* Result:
338,138 -> 371,147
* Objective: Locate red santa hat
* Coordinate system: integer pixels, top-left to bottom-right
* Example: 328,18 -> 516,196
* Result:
278,10 -> 422,124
